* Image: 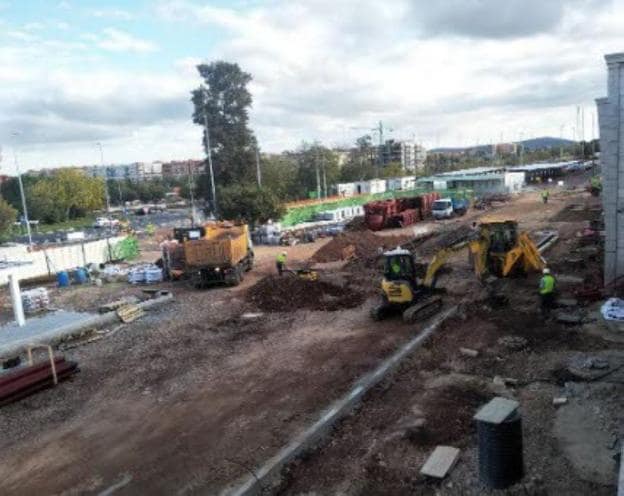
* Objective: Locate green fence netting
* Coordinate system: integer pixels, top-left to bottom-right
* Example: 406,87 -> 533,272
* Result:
108,236 -> 140,261
280,188 -> 474,227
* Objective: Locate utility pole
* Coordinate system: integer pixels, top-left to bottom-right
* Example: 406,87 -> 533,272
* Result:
187,162 -> 196,226
255,146 -> 262,188
315,147 -> 321,200
321,154 -> 327,198
202,109 -> 217,217
96,142 -> 113,260
11,147 -> 32,247
559,124 -> 565,160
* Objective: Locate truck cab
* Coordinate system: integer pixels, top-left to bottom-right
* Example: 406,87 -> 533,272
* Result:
431,198 -> 454,219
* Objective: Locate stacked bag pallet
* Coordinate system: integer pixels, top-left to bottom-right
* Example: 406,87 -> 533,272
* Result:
127,264 -> 163,284
21,287 -> 50,314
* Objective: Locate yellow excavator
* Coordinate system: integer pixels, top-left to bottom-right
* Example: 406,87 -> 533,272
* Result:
371,217 -> 545,323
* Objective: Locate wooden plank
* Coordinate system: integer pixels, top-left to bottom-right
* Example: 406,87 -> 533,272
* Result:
420,446 -> 460,479
473,396 -> 519,424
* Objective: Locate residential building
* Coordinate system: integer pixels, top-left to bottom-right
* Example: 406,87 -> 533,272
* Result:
161,160 -> 205,178
377,140 -> 427,172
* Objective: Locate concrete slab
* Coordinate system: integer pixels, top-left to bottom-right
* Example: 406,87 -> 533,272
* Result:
474,397 -> 519,424
420,446 -> 460,479
0,310 -> 97,357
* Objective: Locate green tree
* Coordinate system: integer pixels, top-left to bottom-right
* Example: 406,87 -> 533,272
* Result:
27,169 -> 104,223
218,184 -> 285,227
339,135 -> 377,182
292,143 -> 340,199
380,161 -> 406,178
260,154 -> 298,200
191,61 -> 257,207
0,175 -> 38,214
0,197 -> 17,240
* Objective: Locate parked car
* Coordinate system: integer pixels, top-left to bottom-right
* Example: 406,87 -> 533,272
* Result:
93,217 -> 120,228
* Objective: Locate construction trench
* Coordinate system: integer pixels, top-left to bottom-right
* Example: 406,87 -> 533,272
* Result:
0,185 -> 622,495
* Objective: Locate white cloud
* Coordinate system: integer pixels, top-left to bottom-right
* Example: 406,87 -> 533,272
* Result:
96,28 -> 157,53
90,8 -> 134,21
1,0 -> 623,170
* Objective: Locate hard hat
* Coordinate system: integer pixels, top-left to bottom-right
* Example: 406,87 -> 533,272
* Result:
281,251 -> 287,255
543,268 -> 550,274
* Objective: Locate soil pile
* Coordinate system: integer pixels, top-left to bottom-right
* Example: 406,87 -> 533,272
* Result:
311,231 -> 412,263
247,275 -> 366,312
417,224 -> 475,255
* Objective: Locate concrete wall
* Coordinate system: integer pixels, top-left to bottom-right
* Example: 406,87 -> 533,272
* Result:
597,53 -> 624,288
0,236 -> 126,285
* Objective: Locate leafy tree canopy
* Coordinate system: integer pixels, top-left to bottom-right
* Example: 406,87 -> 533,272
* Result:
191,61 -> 257,208
218,184 -> 284,227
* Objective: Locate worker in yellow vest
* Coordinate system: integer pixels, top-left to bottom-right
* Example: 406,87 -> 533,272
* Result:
539,268 -> 556,314
541,189 -> 549,204
276,251 -> 287,276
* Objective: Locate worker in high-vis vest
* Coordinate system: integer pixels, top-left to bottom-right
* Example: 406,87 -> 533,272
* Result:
541,189 -> 549,204
276,251 -> 287,276
539,267 -> 556,313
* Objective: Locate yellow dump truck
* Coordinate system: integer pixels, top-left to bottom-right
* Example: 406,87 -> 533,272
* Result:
178,222 -> 254,288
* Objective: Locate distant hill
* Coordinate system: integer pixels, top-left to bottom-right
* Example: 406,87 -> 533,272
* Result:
430,136 -> 576,153
517,137 -> 576,150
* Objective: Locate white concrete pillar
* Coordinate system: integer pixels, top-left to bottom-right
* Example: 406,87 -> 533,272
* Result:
8,273 -> 25,327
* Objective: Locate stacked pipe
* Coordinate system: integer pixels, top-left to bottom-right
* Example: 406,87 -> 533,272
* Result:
0,356 -> 79,406
364,193 -> 442,231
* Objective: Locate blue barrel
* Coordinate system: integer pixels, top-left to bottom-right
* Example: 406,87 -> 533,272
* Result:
57,271 -> 70,287
74,268 -> 88,284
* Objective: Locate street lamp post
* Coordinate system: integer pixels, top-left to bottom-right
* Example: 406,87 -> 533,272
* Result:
96,142 -> 113,259
10,133 -> 32,247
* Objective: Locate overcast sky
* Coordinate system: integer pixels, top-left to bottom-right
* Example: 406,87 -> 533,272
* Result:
1,0 -> 623,171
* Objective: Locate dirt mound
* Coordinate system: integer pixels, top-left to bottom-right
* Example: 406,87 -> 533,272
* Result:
417,224 -> 475,256
416,385 -> 490,446
311,231 -> 413,263
247,275 -> 366,312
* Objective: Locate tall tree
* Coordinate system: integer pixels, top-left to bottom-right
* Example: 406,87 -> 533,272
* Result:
191,61 -> 257,204
292,143 -> 340,199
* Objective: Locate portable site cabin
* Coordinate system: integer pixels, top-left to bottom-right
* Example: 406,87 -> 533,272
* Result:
386,176 -> 417,191
354,179 -> 386,195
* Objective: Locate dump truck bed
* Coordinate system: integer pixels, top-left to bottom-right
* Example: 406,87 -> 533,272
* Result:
184,224 -> 248,268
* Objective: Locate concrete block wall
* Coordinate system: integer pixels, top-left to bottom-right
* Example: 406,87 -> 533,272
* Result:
597,53 -> 624,288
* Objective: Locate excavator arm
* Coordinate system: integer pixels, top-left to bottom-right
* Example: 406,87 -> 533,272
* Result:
423,238 -> 487,287
500,232 -> 545,276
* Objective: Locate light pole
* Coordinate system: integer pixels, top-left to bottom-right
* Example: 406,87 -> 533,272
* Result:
202,89 -> 218,217
96,142 -> 111,217
96,142 -> 114,260
187,162 -> 196,226
11,132 -> 32,247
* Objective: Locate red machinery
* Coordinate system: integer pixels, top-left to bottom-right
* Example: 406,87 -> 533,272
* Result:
363,193 -> 441,231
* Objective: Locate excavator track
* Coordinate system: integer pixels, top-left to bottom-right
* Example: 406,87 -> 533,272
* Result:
402,296 -> 443,324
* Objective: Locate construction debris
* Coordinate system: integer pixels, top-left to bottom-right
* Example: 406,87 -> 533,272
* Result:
116,305 -> 145,323
21,287 -> 50,314
460,347 -> 479,357
553,397 -> 568,406
99,296 -> 141,314
420,446 -> 461,479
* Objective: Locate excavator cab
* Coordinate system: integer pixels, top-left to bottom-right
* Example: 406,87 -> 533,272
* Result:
478,217 -> 544,277
372,248 -> 442,324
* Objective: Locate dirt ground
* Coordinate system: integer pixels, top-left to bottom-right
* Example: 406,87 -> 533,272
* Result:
0,180 -> 617,496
